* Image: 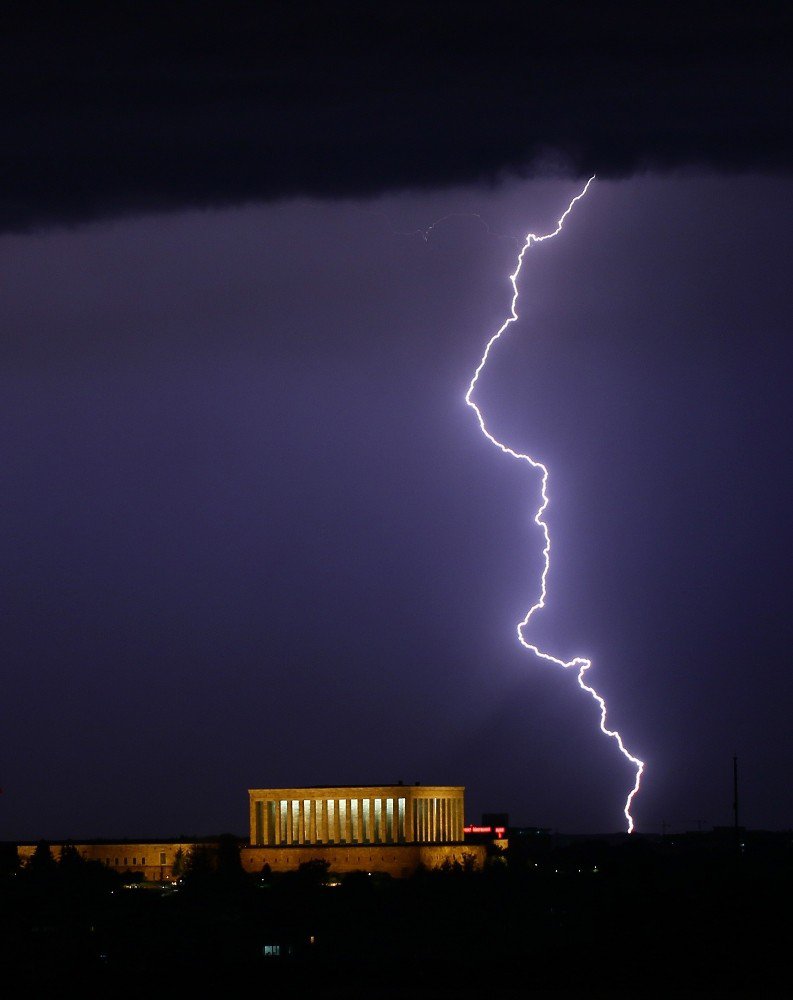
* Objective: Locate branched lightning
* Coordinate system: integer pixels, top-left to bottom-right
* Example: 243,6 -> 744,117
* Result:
409,212 -> 521,246
368,206 -> 522,247
464,176 -> 645,832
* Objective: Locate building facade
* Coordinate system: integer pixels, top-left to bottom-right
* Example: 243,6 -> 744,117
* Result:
242,784 -> 483,877
16,840 -> 207,882
249,784 -> 464,847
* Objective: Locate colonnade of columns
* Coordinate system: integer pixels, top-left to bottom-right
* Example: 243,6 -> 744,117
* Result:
254,795 -> 408,847
252,790 -> 465,846
411,797 -> 464,843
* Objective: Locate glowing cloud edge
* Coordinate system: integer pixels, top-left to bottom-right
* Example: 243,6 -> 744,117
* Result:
464,176 -> 645,832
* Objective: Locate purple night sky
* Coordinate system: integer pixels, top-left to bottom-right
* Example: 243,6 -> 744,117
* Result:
1,6 -> 791,838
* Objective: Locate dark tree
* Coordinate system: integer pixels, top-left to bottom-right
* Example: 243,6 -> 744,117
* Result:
58,841 -> 85,871
171,846 -> 187,877
297,858 -> 331,885
215,834 -> 244,880
28,840 -> 57,875
183,844 -> 216,879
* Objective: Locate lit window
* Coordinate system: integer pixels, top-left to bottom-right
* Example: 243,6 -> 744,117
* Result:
350,800 -> 358,844
262,945 -> 280,957
362,799 -> 370,843
374,799 -> 382,843
327,799 -> 335,844
267,801 -> 277,845
291,801 -> 299,843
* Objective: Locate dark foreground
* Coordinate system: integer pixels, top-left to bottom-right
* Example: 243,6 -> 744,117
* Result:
1,833 -> 791,997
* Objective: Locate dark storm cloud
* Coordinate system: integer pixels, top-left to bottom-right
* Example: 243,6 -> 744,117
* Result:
1,1 -> 791,232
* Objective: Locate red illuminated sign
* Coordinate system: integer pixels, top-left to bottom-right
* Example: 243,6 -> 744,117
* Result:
463,825 -> 506,836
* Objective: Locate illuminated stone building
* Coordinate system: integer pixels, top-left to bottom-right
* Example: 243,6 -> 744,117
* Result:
250,784 -> 463,847
16,840 -> 207,882
241,784 -> 483,877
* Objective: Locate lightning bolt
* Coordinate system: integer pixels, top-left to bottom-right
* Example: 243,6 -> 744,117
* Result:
464,176 -> 645,832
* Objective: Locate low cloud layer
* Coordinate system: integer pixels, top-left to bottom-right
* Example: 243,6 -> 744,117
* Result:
2,2 -> 790,231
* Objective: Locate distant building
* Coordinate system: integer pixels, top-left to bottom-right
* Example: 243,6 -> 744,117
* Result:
16,783 -> 486,880
243,784 -> 484,877
16,840 -> 208,882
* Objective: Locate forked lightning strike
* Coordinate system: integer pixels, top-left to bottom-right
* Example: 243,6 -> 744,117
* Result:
464,176 -> 645,832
